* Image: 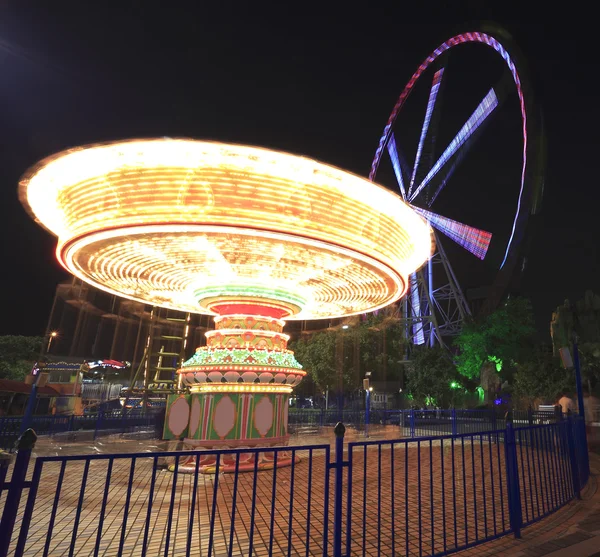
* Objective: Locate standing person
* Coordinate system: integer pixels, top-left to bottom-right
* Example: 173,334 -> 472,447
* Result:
557,392 -> 575,415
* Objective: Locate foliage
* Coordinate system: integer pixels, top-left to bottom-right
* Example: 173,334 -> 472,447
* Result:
550,291 -> 600,393
454,297 -> 536,381
512,348 -> 572,408
289,310 -> 407,393
0,336 -> 43,381
291,331 -> 345,392
356,313 -> 406,383
578,342 -> 600,392
405,345 -> 463,408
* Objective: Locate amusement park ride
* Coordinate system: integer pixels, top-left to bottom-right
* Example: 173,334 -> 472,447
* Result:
19,25 -> 543,469
19,139 -> 431,469
369,26 -> 544,349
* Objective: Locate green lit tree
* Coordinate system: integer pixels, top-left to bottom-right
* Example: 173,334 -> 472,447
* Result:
0,336 -> 43,381
405,345 -> 464,408
454,297 -> 536,381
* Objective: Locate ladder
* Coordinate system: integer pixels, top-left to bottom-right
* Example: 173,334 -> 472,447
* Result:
121,307 -> 192,410
147,308 -> 191,393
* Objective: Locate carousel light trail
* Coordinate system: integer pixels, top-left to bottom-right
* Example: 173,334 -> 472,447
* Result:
20,139 -> 432,320
20,137 -> 433,472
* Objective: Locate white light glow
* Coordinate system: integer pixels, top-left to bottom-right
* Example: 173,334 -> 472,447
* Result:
21,139 -> 432,319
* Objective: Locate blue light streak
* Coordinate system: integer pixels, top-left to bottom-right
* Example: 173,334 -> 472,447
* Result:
413,206 -> 492,260
370,32 -> 530,272
386,133 -> 407,200
409,272 -> 425,345
409,88 -> 498,203
408,68 -> 444,200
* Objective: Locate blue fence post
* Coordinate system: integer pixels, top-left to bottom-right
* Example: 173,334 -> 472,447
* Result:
504,422 -> 522,538
580,416 -> 590,486
0,429 -> 37,557
319,408 -> 324,428
451,408 -> 457,436
574,415 -> 589,487
409,408 -> 415,438
333,422 -> 346,557
566,415 -> 581,499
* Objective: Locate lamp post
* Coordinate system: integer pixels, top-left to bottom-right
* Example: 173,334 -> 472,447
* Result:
364,372 -> 372,437
46,331 -> 58,353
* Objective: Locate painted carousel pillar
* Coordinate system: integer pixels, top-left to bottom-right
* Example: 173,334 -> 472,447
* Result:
163,301 -> 305,472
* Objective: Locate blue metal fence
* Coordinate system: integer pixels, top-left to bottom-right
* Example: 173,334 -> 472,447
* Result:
0,409 -> 165,450
0,415 -> 590,557
288,408 -> 561,438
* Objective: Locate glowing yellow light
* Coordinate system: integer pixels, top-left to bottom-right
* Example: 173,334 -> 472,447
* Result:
20,139 -> 432,319
206,329 -> 291,342
191,383 -> 293,394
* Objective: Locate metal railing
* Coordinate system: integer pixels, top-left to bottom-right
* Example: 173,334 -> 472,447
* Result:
288,407 -> 562,437
0,415 -> 590,557
0,409 -> 165,450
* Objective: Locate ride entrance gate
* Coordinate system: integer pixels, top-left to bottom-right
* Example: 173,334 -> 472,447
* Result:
0,418 -> 590,557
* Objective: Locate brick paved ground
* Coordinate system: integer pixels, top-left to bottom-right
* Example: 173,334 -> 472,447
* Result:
0,427 -> 592,556
455,452 -> 600,557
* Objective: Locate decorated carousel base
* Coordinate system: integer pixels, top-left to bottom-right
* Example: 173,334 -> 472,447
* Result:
168,444 -> 300,474
164,391 -> 298,473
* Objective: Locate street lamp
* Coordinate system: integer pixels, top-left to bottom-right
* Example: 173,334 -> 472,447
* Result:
46,331 -> 58,353
364,372 -> 372,437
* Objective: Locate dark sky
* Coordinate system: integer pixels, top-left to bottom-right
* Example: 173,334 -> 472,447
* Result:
0,2 -> 598,340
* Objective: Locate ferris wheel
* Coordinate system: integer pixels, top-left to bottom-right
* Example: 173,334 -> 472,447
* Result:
370,26 -> 544,348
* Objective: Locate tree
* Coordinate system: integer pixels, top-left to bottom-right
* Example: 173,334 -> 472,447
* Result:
550,291 -> 600,393
405,345 -> 463,408
0,336 -> 43,381
289,310 -> 407,395
454,297 -> 536,381
291,331 -> 344,392
512,349 -> 572,408
354,313 -> 407,386
577,342 -> 600,393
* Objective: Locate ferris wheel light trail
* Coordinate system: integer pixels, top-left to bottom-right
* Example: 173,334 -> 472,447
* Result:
370,32 -> 530,274
427,117 -> 486,207
409,272 -> 425,345
409,88 -> 498,203
408,68 -> 444,200
413,206 -> 492,260
386,132 -> 407,199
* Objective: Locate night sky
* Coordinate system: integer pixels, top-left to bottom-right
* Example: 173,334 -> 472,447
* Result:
0,3 -> 598,340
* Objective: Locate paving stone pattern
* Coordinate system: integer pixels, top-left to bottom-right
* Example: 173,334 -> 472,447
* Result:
0,433 -> 581,556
